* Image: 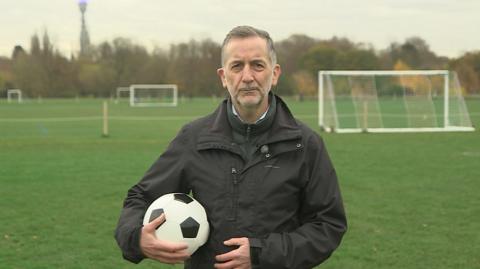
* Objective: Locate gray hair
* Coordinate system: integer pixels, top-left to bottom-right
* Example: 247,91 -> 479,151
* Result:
221,25 -> 277,66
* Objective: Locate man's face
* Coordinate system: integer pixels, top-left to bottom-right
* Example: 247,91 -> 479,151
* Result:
217,36 -> 281,111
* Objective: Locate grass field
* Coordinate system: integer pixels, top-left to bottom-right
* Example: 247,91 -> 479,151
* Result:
1,97 -> 479,269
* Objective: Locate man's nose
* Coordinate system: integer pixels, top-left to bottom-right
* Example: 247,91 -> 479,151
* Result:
241,66 -> 254,83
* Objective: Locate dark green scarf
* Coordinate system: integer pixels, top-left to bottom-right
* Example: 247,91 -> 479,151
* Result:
227,93 -> 276,162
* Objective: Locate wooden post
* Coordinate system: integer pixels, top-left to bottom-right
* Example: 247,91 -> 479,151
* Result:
102,101 -> 109,137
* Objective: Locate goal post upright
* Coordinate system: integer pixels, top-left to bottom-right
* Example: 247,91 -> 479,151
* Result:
318,72 -> 324,129
115,87 -> 130,104
318,71 -> 341,132
318,70 -> 475,133
444,72 -> 449,128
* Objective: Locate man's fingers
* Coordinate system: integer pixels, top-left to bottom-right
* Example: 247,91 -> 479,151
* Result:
215,237 -> 249,262
215,249 -> 236,262
156,239 -> 189,252
143,244 -> 190,264
150,255 -> 187,264
145,239 -> 189,254
140,214 -> 191,264
149,249 -> 190,263
215,237 -> 251,268
223,237 -> 245,246
144,213 -> 166,232
214,260 -> 236,269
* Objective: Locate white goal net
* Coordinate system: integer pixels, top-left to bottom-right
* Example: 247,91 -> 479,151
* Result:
318,70 -> 474,133
7,89 -> 23,103
129,84 -> 178,107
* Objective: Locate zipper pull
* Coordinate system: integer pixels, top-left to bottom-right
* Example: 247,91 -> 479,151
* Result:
228,167 -> 239,221
231,167 -> 238,184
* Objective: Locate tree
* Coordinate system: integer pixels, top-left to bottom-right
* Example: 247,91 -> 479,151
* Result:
276,34 -> 317,76
379,37 -> 447,70
292,70 -> 316,96
275,34 -> 318,96
0,57 -> 13,94
166,39 -> 222,97
450,51 -> 480,94
340,49 -> 378,70
300,45 -> 339,74
12,31 -> 77,97
393,60 -> 431,95
12,44 -> 47,97
5,30 -> 479,97
11,46 -> 26,60
85,38 -> 151,96
300,44 -> 379,74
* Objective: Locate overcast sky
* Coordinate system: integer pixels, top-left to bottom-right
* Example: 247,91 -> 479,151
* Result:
1,0 -> 479,58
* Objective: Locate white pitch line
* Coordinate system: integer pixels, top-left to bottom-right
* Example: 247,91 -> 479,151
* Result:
109,116 -> 197,121
0,117 -> 102,122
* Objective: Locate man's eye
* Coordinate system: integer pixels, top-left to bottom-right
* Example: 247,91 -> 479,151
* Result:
254,63 -> 265,70
231,64 -> 242,70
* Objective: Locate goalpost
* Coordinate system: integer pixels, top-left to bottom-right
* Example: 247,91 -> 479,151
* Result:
7,89 -> 22,103
318,70 -> 475,133
129,84 -> 178,107
115,87 -> 130,104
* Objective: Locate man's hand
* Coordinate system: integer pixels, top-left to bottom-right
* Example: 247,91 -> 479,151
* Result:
140,213 -> 190,264
214,237 -> 251,269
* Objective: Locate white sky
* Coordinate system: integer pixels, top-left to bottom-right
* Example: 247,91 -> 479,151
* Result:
0,0 -> 479,58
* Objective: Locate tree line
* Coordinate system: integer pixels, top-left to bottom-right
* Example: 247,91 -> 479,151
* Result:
0,31 -> 479,98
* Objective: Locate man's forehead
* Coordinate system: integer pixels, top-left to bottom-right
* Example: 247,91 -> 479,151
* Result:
224,36 -> 269,61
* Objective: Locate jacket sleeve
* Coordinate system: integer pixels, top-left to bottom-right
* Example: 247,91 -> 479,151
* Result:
114,126 -> 190,263
251,133 -> 347,269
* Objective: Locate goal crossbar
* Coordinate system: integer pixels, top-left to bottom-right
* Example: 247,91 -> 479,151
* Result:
320,70 -> 449,76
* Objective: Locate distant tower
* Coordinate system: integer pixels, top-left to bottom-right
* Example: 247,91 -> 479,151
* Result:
78,0 -> 90,55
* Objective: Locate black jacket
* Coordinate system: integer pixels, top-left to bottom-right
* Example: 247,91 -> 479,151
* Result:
115,95 -> 347,268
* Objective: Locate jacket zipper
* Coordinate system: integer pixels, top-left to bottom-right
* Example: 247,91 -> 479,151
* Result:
227,167 -> 238,221
246,125 -> 251,141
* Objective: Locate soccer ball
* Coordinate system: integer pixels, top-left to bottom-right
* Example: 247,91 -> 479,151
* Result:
143,193 -> 209,255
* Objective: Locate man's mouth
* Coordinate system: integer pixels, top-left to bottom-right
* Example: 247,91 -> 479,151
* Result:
239,86 -> 260,92
240,90 -> 258,96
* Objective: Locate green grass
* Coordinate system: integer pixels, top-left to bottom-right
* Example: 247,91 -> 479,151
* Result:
1,97 -> 479,269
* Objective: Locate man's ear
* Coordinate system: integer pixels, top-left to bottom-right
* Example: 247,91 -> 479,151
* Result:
217,68 -> 227,88
271,64 -> 282,86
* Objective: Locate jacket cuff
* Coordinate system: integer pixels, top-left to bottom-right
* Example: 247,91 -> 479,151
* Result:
248,237 -> 263,266
122,226 -> 146,264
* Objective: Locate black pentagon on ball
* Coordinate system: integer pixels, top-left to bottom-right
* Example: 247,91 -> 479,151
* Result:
180,217 -> 200,238
174,193 -> 194,204
149,208 -> 164,223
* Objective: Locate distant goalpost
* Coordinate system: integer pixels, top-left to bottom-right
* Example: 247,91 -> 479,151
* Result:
318,70 -> 475,133
115,87 -> 130,104
129,84 -> 178,107
7,89 -> 22,103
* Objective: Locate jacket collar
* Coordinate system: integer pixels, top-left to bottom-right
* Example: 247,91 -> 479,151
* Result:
197,94 -> 302,151
226,93 -> 276,137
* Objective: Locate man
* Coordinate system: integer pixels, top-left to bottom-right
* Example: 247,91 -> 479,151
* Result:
115,25 -> 347,269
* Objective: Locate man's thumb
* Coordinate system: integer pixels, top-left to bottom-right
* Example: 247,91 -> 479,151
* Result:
144,213 -> 166,232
